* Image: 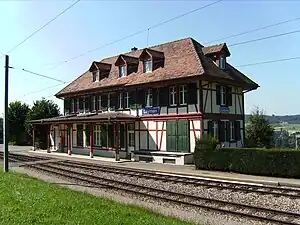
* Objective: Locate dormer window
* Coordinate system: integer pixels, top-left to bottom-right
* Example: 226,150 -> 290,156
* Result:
220,55 -> 226,70
119,65 -> 126,77
144,59 -> 152,73
92,71 -> 99,82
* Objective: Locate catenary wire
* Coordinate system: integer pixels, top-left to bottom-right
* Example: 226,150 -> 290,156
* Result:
204,16 -> 300,44
46,0 -> 223,70
5,0 -> 80,55
236,56 -> 300,68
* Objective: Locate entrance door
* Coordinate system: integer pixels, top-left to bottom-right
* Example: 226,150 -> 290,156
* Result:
166,120 -> 189,152
127,123 -> 135,152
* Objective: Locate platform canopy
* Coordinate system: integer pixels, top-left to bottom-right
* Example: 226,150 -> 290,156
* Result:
29,112 -> 138,124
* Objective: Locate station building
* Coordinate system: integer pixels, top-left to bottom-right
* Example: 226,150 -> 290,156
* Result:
30,37 -> 259,165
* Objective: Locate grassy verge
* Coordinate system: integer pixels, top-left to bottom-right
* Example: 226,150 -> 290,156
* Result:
0,171 -> 195,225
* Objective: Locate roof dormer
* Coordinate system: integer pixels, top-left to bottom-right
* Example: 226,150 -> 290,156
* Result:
115,55 -> 139,77
89,61 -> 111,82
139,48 -> 164,73
202,43 -> 230,70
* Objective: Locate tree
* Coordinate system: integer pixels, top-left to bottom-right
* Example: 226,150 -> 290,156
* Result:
26,98 -> 60,149
8,101 -> 30,145
0,117 -> 3,144
246,107 -> 274,148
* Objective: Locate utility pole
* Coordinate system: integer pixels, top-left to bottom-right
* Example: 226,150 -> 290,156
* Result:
3,55 -> 9,172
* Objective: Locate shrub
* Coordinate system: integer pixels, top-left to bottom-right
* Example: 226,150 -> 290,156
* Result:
194,145 -> 300,178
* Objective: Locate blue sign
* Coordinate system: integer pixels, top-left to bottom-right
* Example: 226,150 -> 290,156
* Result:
142,107 -> 160,115
219,105 -> 230,114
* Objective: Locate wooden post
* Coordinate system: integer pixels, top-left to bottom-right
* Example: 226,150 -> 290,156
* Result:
32,126 -> 36,151
90,123 -> 94,158
115,122 -> 120,161
67,124 -> 72,155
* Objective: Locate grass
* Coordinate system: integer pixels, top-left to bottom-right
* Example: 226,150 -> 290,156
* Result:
0,171 -> 195,225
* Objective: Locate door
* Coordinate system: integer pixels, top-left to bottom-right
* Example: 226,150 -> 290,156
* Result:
77,125 -> 83,147
166,120 -> 189,152
127,123 -> 135,152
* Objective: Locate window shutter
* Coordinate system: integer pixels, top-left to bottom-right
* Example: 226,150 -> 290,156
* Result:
137,89 -> 145,107
235,121 -> 241,140
218,121 -> 225,142
226,87 -> 232,106
129,91 -> 136,108
153,88 -> 158,107
226,121 -> 230,141
208,121 -> 213,136
159,87 -> 167,106
216,85 -> 221,105
187,83 -> 197,104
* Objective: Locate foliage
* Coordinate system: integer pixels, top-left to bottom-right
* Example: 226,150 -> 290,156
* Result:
0,117 -> 3,144
26,98 -> 60,149
194,146 -> 300,178
245,107 -> 274,148
245,114 -> 300,124
7,101 -> 30,145
194,134 -> 219,170
0,171 -> 193,225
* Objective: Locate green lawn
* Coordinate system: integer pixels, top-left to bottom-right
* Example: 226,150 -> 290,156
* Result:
0,171 -> 195,225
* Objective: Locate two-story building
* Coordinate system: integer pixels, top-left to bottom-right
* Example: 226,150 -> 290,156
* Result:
30,37 -> 259,165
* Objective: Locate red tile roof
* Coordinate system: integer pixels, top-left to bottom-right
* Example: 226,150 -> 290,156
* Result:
56,37 -> 257,97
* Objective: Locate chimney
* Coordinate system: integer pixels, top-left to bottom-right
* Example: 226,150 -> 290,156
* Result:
131,47 -> 138,52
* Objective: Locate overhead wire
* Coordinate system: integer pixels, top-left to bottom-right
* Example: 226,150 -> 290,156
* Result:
236,56 -> 300,68
46,0 -> 223,70
5,0 -> 80,55
204,16 -> 300,44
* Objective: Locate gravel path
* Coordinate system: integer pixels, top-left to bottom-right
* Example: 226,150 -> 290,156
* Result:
49,162 -> 300,215
17,165 -> 275,225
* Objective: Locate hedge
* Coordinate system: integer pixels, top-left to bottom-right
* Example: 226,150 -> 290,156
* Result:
194,139 -> 300,178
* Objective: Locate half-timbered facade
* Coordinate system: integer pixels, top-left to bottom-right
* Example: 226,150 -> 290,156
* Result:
31,37 -> 259,165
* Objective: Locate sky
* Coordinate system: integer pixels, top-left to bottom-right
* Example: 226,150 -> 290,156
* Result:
0,0 -> 300,116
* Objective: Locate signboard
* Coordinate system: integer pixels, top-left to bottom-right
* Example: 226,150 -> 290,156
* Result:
142,107 -> 160,115
219,105 -> 230,114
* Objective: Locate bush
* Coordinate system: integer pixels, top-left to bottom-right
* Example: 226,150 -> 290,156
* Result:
194,145 -> 300,178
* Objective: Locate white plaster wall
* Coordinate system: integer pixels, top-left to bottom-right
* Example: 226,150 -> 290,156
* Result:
157,121 -> 163,130
160,130 -> 166,151
134,121 -> 139,150
148,121 -> 156,130
148,131 -> 157,150
140,131 -> 147,149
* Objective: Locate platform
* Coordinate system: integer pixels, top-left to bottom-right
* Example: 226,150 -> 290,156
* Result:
26,150 -> 300,188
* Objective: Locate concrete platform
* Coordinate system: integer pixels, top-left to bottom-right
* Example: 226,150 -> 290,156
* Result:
26,150 -> 300,188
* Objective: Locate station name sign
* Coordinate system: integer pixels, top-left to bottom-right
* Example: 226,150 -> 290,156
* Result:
142,107 -> 160,115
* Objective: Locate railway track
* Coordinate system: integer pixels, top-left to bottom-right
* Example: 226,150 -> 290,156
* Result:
55,160 -> 300,199
25,162 -> 300,225
0,152 -> 51,162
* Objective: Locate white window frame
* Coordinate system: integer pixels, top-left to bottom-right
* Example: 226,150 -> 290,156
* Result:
144,59 -> 152,73
179,85 -> 187,105
220,56 -> 226,69
91,96 -> 96,111
230,121 -> 234,141
93,125 -> 101,146
220,86 -> 226,105
118,92 -> 123,109
98,95 -> 102,110
119,65 -> 126,77
213,121 -> 218,138
76,98 -> 80,112
169,86 -> 176,106
71,99 -> 75,113
146,89 -> 153,107
108,94 -> 111,110
125,92 -> 129,109
93,71 -> 99,82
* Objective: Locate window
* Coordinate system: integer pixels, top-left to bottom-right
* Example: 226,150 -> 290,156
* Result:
71,99 -> 75,113
91,96 -> 96,111
92,71 -> 99,82
128,123 -> 135,147
75,99 -> 79,112
220,86 -> 226,105
169,86 -> 177,106
125,92 -> 129,109
213,121 -> 218,138
145,89 -> 153,107
220,56 -> 226,70
118,92 -> 123,109
144,60 -> 152,73
93,125 -> 101,146
179,85 -> 187,105
108,94 -> 111,109
208,121 -> 218,138
229,121 -> 234,141
119,65 -> 126,77
98,95 -> 102,110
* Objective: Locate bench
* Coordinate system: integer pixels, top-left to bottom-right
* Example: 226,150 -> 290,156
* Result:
133,151 -> 194,165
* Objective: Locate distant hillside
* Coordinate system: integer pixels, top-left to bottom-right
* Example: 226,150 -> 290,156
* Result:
245,114 -> 300,124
